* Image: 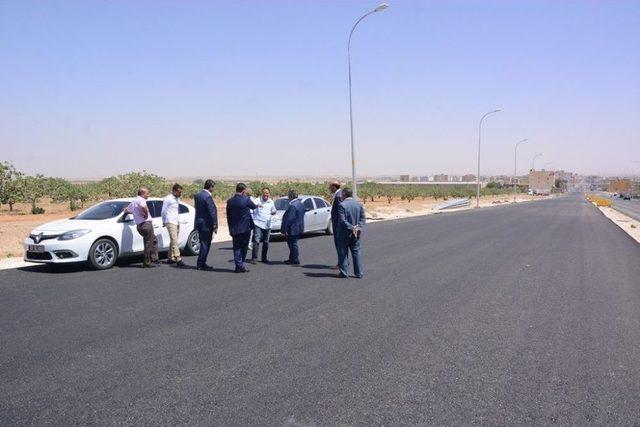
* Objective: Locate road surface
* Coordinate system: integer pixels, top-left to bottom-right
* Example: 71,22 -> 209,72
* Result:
1,195 -> 639,424
611,197 -> 640,221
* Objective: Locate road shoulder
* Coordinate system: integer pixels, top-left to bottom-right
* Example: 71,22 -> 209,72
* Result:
598,206 -> 640,244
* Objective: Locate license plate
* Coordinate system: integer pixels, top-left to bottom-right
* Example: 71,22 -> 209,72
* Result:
28,245 -> 44,253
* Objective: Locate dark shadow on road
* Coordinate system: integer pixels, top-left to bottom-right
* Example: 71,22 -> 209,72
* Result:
17,264 -> 85,274
304,272 -> 340,278
264,260 -> 288,265
213,267 -> 240,273
302,264 -> 334,270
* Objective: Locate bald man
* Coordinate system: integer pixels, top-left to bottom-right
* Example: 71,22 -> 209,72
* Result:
125,187 -> 159,267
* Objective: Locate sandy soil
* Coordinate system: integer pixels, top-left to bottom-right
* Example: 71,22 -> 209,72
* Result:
363,194 -> 542,221
0,194 -> 548,269
598,206 -> 640,244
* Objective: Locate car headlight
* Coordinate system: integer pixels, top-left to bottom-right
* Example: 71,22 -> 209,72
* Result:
57,229 -> 92,241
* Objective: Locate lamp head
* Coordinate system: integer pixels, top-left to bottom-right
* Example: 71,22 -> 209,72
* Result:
374,3 -> 389,12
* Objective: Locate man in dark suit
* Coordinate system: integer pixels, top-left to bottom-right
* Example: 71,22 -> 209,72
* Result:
226,183 -> 259,273
336,187 -> 366,278
329,180 -> 342,269
281,189 -> 305,265
194,179 -> 218,271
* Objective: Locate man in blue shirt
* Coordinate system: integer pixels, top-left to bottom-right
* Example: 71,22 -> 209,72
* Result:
226,183 -> 260,273
281,189 -> 305,265
249,187 -> 277,264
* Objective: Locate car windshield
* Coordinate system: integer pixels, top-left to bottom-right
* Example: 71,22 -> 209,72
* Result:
274,199 -> 290,210
75,201 -> 129,220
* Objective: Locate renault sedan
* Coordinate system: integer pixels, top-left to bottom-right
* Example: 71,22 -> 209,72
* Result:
24,198 -> 200,270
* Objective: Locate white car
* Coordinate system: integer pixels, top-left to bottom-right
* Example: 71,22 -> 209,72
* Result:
24,198 -> 200,270
270,195 -> 333,235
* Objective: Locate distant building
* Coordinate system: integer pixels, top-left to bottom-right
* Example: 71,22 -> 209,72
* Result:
433,174 -> 449,182
417,176 -> 430,182
462,174 -> 476,182
608,179 -> 631,193
528,170 -> 555,194
399,175 -> 411,182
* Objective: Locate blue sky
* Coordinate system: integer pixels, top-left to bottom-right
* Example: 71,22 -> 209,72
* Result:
1,0 -> 638,178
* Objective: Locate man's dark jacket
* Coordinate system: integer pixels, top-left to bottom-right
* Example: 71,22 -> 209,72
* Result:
194,190 -> 218,232
226,193 -> 258,236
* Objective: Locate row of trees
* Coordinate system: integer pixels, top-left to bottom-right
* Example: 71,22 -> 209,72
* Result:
0,161 -> 515,214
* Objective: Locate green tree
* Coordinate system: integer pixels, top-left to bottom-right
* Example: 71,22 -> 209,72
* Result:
0,161 -> 23,212
18,174 -> 48,214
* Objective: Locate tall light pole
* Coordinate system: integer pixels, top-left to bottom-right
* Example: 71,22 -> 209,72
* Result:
531,153 -> 542,171
513,138 -> 528,203
476,109 -> 501,208
347,3 -> 389,200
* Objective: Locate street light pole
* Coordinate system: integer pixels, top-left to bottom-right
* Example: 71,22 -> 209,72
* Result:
348,3 -> 389,200
476,109 -> 501,208
532,153 -> 542,171
513,138 -> 528,203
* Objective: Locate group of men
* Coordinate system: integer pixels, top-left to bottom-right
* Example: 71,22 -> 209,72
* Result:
126,179 -> 366,278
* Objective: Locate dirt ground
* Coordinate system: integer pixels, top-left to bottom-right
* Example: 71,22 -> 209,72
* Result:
0,194 -> 544,259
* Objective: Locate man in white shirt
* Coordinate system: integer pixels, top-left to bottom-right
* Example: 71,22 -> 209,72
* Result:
125,186 -> 159,268
161,183 -> 185,267
249,187 -> 277,264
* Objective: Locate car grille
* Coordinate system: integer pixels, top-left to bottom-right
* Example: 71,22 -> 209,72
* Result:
29,234 -> 59,243
26,251 -> 53,260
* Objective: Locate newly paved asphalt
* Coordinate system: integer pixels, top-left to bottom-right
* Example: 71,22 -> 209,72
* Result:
1,195 -> 639,424
611,197 -> 640,221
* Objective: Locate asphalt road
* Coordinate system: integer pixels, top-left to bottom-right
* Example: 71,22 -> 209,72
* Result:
1,195 -> 639,424
611,197 -> 640,221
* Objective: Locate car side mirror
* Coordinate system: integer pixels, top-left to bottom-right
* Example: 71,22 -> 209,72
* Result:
123,213 -> 134,222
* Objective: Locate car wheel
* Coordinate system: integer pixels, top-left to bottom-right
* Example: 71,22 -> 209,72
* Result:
88,238 -> 118,270
185,230 -> 200,256
325,220 -> 333,235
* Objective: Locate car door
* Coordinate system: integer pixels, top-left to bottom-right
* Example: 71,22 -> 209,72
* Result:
302,198 -> 317,233
177,203 -> 192,246
119,205 -> 144,254
147,201 -> 170,250
313,198 -> 331,231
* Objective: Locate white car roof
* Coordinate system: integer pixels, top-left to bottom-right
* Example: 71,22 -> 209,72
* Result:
107,197 -> 193,207
275,195 -> 322,199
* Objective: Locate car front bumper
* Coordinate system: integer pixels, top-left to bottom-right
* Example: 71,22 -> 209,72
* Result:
23,235 -> 92,264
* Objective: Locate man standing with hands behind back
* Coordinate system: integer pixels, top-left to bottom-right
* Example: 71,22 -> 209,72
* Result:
337,187 -> 366,279
194,179 -> 218,271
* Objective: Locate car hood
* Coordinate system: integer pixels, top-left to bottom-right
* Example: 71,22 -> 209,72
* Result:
31,218 -> 109,234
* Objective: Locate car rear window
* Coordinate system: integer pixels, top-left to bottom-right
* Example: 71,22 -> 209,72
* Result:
274,199 -> 289,210
314,198 -> 328,208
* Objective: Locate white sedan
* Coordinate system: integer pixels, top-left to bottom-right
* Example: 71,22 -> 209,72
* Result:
270,195 -> 333,235
23,198 -> 200,270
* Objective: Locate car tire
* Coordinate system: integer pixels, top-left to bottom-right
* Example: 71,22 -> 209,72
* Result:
325,221 -> 333,235
88,238 -> 118,270
184,230 -> 200,256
